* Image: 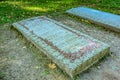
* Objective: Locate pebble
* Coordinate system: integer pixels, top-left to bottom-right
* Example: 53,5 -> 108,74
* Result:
97,66 -> 101,69
23,46 -> 26,49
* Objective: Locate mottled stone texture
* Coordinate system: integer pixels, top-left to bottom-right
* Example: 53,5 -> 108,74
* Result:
66,7 -> 120,32
12,16 -> 110,78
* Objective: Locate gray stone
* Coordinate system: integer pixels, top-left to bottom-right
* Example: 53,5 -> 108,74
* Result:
12,16 -> 110,78
66,7 -> 120,32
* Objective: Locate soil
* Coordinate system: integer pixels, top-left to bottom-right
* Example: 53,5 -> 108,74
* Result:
0,14 -> 120,80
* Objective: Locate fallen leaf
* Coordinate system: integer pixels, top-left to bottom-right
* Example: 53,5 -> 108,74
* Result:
48,63 -> 56,69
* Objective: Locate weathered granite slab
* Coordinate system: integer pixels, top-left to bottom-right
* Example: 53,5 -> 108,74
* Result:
66,7 -> 120,32
12,16 -> 110,78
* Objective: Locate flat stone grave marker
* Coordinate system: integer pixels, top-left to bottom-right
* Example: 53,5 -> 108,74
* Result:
12,16 -> 110,78
66,7 -> 120,32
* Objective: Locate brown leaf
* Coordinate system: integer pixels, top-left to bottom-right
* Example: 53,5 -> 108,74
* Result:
48,63 -> 56,69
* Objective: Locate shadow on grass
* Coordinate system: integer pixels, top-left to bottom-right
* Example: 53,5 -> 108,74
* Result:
0,0 -> 77,25
0,0 -> 120,25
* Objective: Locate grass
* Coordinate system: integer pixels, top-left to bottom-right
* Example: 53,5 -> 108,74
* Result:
0,0 -> 120,25
0,0 -> 120,79
0,71 -> 5,79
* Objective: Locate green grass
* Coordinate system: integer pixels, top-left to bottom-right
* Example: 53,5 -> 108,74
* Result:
0,0 -> 119,79
0,0 -> 120,25
0,71 -> 5,79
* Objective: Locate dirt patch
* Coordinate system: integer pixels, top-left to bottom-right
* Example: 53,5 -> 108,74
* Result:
0,14 -> 120,80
